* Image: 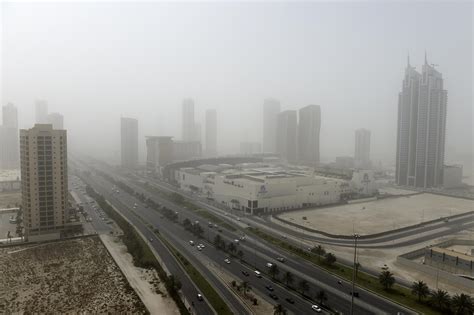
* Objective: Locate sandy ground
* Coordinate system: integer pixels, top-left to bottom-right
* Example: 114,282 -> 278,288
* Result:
0,236 -> 146,313
279,193 -> 473,235
0,191 -> 21,208
100,234 -> 179,315
207,261 -> 274,315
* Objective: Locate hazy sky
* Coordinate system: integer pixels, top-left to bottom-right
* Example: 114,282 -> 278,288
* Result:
1,1 -> 472,167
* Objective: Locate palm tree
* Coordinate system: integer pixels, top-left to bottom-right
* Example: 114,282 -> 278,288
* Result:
451,293 -> 473,315
282,271 -> 294,287
273,304 -> 287,315
411,280 -> 430,302
269,264 -> 280,279
240,281 -> 251,297
316,289 -> 328,305
378,270 -> 395,290
228,242 -> 237,255
324,253 -> 337,266
214,234 -> 222,248
237,250 -> 244,262
298,279 -> 309,296
429,289 -> 451,311
312,244 -> 326,261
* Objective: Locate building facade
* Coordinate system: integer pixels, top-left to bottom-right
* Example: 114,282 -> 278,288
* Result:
443,165 -> 463,188
20,124 -> 68,240
47,112 -> 64,129
396,56 -> 447,188
182,98 -> 195,142
276,110 -> 298,164
262,98 -> 280,153
120,117 -> 138,168
176,165 -> 351,214
205,109 -> 217,156
0,103 -> 19,169
146,136 -> 174,174
298,105 -> 321,165
354,128 -> 371,169
35,100 -> 49,124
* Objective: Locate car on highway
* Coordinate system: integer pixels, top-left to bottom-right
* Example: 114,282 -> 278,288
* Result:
197,245 -> 203,251
254,270 -> 262,278
224,258 -> 231,264
266,262 -> 273,268
285,297 -> 295,304
149,238 -> 153,242
189,240 -> 195,246
197,293 -> 203,301
198,243 -> 205,248
350,291 -> 360,297
234,239 -> 239,244
311,304 -> 322,312
241,271 -> 250,277
276,257 -> 285,263
269,293 -> 278,300
265,285 -> 274,291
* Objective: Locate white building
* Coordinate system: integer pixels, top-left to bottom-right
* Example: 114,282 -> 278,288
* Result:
177,165 -> 352,214
350,169 -> 377,196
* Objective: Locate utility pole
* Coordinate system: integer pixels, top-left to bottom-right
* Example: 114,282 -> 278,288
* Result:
350,233 -> 359,315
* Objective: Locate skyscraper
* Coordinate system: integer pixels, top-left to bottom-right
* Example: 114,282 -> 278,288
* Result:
146,136 -> 174,174
354,128 -> 371,169
0,103 -> 19,169
120,117 -> 138,168
262,98 -> 280,153
3,103 -> 18,128
47,113 -> 64,129
35,100 -> 48,124
276,110 -> 298,164
298,105 -> 321,165
182,98 -> 195,142
20,124 -> 68,240
396,55 -> 447,188
205,109 -> 217,156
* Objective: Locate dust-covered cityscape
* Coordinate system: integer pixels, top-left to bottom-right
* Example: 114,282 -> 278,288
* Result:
0,1 -> 472,315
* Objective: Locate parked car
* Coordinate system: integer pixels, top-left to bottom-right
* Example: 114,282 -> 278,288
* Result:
285,297 -> 295,304
224,258 -> 231,264
197,293 -> 203,301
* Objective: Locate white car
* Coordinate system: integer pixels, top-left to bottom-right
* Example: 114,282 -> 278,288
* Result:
189,240 -> 195,246
266,262 -> 273,268
199,244 -> 205,248
197,245 -> 202,251
311,305 -> 322,313
224,258 -> 231,264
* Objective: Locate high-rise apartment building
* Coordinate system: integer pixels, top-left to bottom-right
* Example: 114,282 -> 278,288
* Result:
354,128 -> 371,169
396,55 -> 447,188
262,98 -> 280,153
182,98 -> 195,142
47,113 -> 64,129
120,117 -> 138,168
20,124 -> 68,240
298,105 -> 321,165
3,103 -> 18,128
205,109 -> 217,156
0,103 -> 19,169
35,100 -> 49,124
146,136 -> 174,174
276,110 -> 298,164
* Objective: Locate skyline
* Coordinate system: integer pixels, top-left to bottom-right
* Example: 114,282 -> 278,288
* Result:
0,2 -> 472,168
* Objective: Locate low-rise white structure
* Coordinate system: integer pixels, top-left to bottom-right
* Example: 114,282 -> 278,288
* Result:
350,170 -> 377,196
177,164 -> 352,214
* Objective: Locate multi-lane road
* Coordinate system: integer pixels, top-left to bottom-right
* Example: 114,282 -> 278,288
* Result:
77,160 -> 415,315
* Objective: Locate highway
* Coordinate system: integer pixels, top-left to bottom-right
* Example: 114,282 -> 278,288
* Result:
72,175 -> 218,315
81,168 -> 333,315
83,160 -> 415,315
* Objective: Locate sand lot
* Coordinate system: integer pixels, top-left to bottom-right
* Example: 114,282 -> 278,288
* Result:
0,236 -> 146,314
279,193 -> 473,235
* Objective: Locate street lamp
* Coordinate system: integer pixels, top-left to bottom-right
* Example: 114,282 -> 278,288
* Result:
350,233 -> 360,315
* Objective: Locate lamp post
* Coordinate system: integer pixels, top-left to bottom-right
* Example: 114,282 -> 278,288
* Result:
350,233 -> 360,315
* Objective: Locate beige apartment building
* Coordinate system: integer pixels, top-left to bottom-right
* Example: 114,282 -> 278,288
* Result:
20,124 -> 68,241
